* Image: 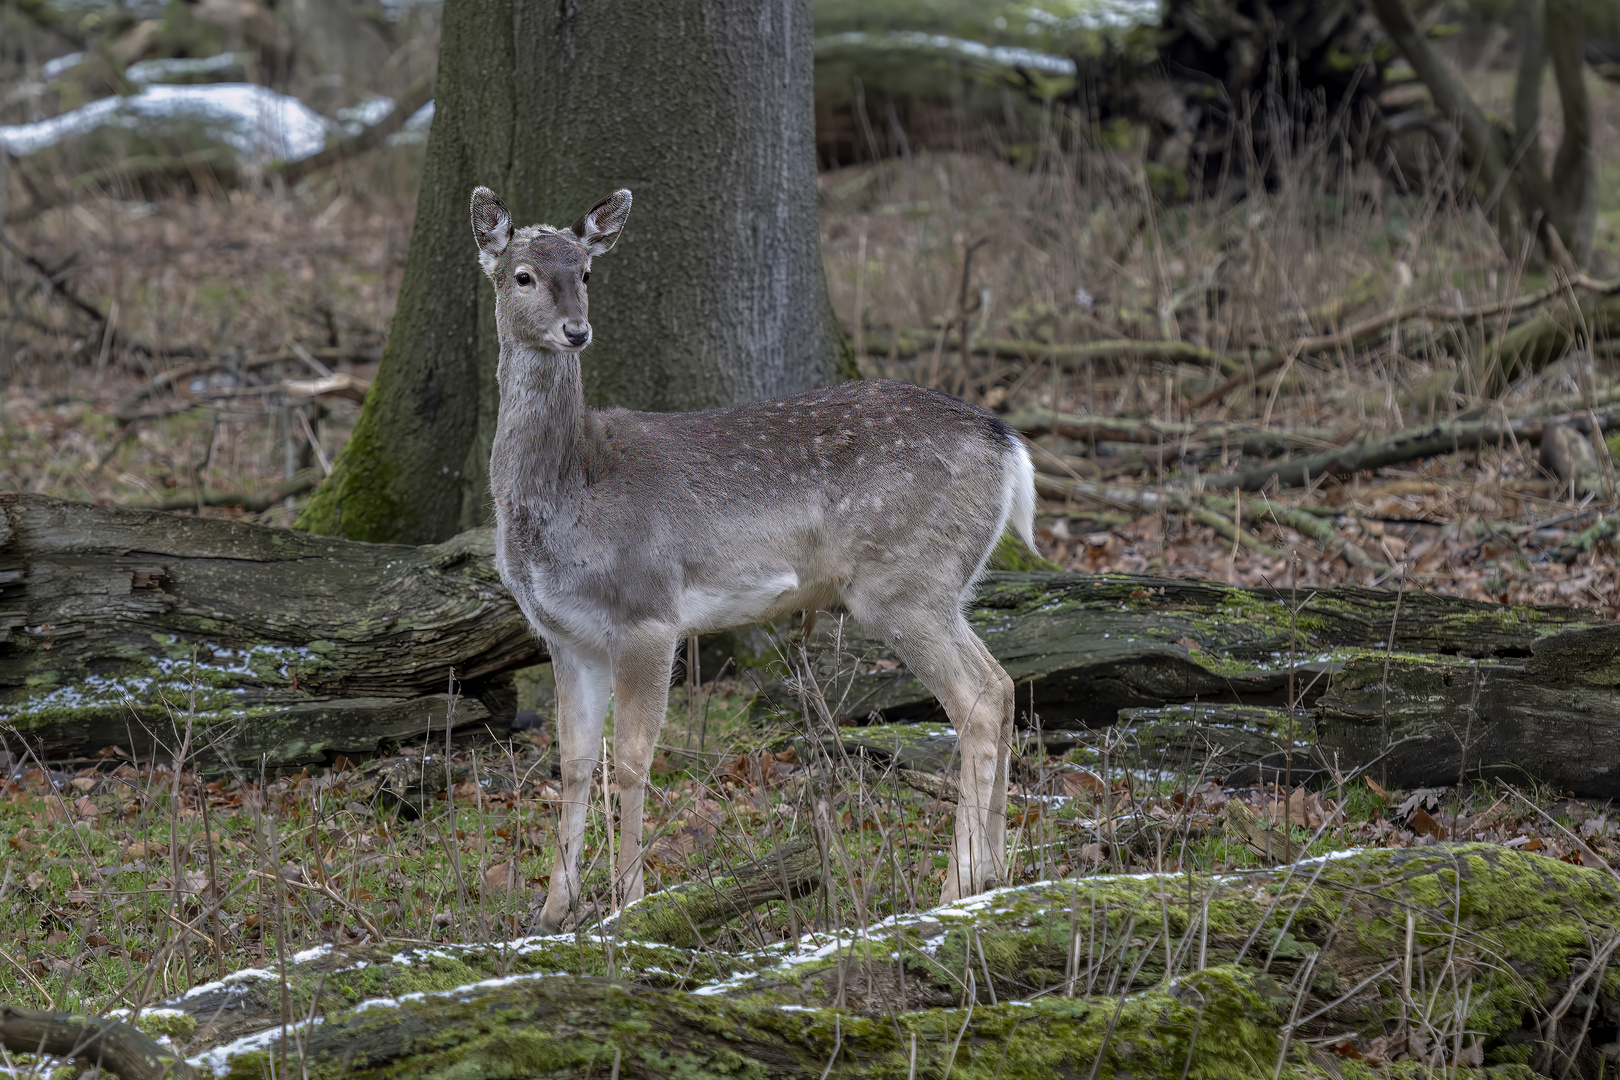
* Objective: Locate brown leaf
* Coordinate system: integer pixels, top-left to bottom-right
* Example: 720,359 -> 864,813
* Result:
1060,769 -> 1106,798
124,840 -> 161,861
24,871 -> 46,891
73,796 -> 100,818
482,861 -> 519,892
1365,776 -> 1389,799
1408,808 -> 1447,840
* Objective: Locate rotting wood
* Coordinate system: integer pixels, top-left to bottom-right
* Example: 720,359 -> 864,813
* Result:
0,1006 -> 193,1080
1203,404 -> 1620,491
0,492 -> 538,770
602,834 -> 824,948
1192,272 -> 1620,408
41,844 -> 1620,1078
7,494 -> 1620,795
813,571 -> 1620,795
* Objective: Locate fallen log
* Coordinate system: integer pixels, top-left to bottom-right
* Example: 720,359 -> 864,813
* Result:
1192,272 -> 1620,408
25,844 -> 1620,1077
813,571 -> 1620,795
603,834 -> 824,948
0,492 -> 540,770
1204,404 -> 1620,491
7,493 -> 1620,796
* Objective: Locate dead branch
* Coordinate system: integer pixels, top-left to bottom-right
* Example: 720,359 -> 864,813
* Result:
113,349 -> 378,421
129,468 -> 322,513
1009,404 -> 1343,458
267,76 -> 435,187
0,1005 -> 195,1080
861,327 -> 1230,368
12,0 -> 86,47
0,230 -> 105,325
1204,405 -> 1620,491
1192,273 -> 1620,408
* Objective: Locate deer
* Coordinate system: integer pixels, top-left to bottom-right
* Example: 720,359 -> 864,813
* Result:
470,185 -> 1036,933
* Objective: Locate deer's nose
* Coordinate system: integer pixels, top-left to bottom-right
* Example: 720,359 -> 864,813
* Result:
564,325 -> 589,347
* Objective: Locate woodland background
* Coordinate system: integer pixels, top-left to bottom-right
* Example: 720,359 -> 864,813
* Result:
3,1 -> 1620,1076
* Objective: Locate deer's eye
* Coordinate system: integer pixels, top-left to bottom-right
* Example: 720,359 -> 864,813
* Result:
514,270 -> 533,287
582,271 -> 591,284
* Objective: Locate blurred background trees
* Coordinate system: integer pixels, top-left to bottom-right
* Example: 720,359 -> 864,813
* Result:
3,0 -> 1620,593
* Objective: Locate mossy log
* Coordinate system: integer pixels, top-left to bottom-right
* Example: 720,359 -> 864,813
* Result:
31,844 -> 1620,1078
6,492 -> 1620,794
819,571 -> 1620,793
0,493 -> 539,769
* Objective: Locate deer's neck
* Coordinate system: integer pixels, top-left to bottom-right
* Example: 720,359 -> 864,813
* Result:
491,342 -> 589,513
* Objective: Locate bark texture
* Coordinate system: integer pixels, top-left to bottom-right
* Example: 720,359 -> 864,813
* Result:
298,0 -> 846,545
816,572 -> 1620,795
0,493 -> 538,770
65,845 -> 1620,1079
12,493 -> 1620,796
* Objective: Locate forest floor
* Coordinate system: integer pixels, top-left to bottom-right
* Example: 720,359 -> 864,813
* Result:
6,76 -> 1620,1061
3,668 -> 1617,1029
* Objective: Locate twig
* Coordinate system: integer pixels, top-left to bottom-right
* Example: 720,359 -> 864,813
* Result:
130,469 -> 322,513
0,1006 -> 195,1080
0,231 -> 105,324
862,327 -> 1234,368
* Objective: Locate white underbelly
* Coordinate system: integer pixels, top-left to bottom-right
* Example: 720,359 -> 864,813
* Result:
679,568 -> 827,633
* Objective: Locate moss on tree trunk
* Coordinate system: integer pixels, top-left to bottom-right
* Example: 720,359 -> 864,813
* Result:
296,0 -> 848,545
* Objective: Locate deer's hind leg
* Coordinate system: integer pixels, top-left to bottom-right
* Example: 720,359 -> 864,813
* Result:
537,643 -> 612,934
609,634 -> 678,910
854,600 -> 1015,903
971,633 -> 1017,881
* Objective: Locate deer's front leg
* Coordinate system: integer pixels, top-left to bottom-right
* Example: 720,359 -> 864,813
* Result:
610,636 -> 678,909
536,644 -> 611,934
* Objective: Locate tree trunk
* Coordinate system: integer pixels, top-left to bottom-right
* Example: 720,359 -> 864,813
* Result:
297,0 -> 848,545
60,844 -> 1620,1078
1366,0 -> 1598,267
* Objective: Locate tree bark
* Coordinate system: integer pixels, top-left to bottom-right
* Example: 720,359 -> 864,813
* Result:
0,493 -> 539,770
297,0 -> 848,545
64,844 -> 1620,1078
0,1007 -> 193,1080
1365,0 -> 1598,267
11,493 -> 1620,795
816,571 -> 1620,796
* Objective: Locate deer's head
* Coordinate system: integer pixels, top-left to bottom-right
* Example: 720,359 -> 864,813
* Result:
470,186 -> 632,353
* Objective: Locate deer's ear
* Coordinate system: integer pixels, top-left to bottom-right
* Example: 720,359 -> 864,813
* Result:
470,187 -> 512,275
570,189 -> 632,256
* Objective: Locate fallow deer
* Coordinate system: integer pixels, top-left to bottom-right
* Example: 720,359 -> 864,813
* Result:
470,186 -> 1035,933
